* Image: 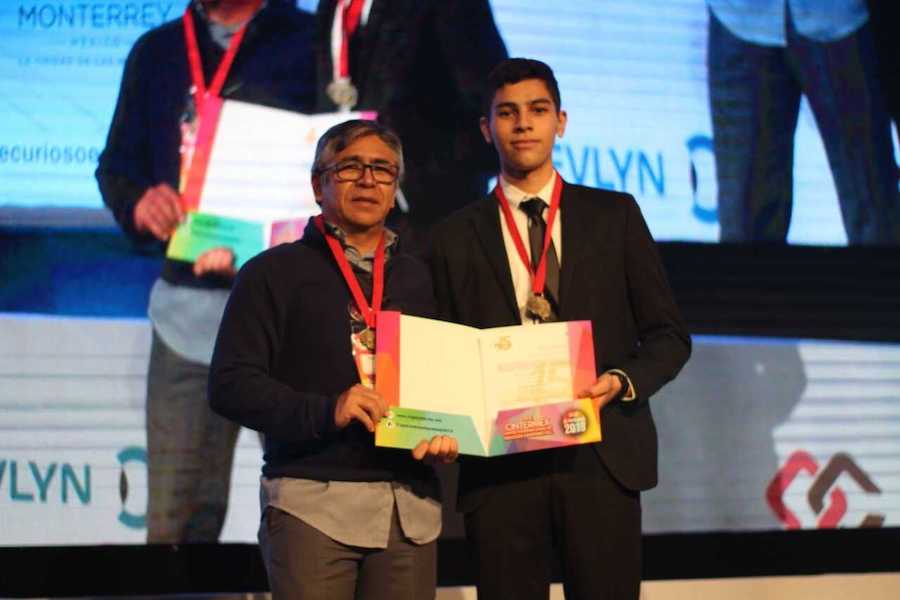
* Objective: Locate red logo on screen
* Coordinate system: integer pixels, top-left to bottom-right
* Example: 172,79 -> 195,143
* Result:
766,451 -> 884,529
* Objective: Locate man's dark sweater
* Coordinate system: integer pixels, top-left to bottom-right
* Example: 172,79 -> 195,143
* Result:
209,219 -> 434,483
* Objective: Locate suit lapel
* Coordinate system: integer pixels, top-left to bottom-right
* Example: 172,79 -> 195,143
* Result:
559,183 -> 601,310
353,0 -> 389,101
472,197 -> 520,322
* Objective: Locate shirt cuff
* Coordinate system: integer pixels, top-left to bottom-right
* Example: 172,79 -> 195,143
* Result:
606,369 -> 637,402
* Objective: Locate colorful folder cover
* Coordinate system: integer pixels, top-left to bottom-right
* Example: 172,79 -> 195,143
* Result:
375,312 -> 600,457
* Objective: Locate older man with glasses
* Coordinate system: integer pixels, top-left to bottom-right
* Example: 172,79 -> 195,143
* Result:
209,119 -> 457,600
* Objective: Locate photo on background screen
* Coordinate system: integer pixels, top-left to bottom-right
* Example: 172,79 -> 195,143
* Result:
1,0 -> 896,244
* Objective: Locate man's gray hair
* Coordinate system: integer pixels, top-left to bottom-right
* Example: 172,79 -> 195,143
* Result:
311,119 -> 405,180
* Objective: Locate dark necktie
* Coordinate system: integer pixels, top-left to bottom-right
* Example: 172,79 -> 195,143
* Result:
519,198 -> 560,315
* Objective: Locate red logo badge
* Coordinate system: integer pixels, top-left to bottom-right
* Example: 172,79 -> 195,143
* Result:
766,451 -> 883,529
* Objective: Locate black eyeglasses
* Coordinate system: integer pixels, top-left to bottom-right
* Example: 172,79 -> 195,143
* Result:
320,160 -> 400,184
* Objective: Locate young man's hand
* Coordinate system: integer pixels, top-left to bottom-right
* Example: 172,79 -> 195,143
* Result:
577,372 -> 623,410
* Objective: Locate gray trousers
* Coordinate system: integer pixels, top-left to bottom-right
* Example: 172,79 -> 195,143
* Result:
259,507 -> 437,600
145,331 -> 240,542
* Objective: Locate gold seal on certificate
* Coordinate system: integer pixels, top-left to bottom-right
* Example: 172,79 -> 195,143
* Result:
526,293 -> 552,322
326,79 -> 359,110
359,327 -> 376,351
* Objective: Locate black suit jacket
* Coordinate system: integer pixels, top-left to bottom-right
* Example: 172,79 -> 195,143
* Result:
315,0 -> 508,226
430,182 -> 691,510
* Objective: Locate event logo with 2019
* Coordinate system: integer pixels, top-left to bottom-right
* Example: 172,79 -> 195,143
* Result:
561,409 -> 587,436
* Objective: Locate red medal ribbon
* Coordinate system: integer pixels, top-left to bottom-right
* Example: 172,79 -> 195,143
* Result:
338,0 -> 365,78
494,173 -> 563,296
314,215 -> 386,330
182,7 -> 250,112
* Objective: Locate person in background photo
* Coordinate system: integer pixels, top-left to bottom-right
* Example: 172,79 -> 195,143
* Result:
95,0 -> 316,543
209,119 -> 457,600
315,0 -> 508,253
864,0 -> 900,139
706,0 -> 899,244
430,58 -> 691,600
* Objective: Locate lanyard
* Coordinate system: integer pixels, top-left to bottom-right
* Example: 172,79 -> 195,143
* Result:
331,0 -> 365,81
182,7 -> 250,111
494,173 -> 563,296
314,216 -> 386,330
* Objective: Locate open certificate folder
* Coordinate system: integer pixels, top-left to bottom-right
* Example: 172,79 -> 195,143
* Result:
375,312 -> 601,457
166,99 -> 376,267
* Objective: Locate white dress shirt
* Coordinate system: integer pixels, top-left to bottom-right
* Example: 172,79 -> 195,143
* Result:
496,172 -> 562,324
496,171 -> 637,400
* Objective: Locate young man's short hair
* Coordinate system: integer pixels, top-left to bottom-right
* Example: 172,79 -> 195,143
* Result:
311,119 -> 405,180
483,58 -> 562,116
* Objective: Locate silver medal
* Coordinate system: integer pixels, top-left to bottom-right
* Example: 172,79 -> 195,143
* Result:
326,79 -> 359,110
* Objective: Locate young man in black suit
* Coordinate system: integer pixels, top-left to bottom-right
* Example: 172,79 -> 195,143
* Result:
430,58 -> 692,600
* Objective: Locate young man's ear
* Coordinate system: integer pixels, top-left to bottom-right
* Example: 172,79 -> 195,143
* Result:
556,110 -> 568,139
479,116 -> 493,144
